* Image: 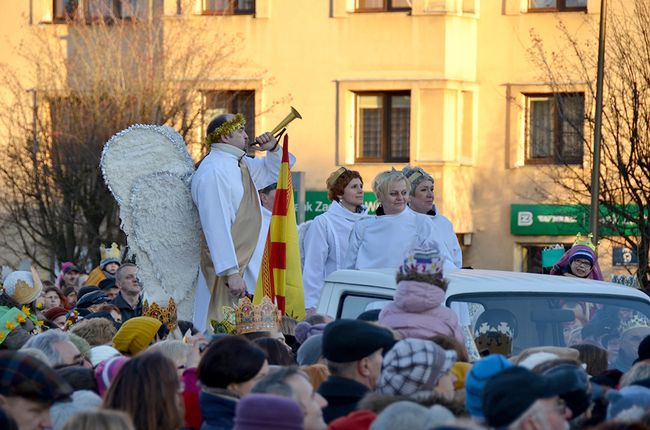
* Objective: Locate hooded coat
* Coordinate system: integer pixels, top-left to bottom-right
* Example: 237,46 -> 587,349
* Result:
379,280 -> 464,344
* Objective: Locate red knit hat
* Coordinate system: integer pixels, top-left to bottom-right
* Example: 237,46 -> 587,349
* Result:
328,410 -> 377,430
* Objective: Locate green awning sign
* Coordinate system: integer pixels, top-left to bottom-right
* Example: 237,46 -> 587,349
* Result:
304,191 -> 378,221
511,204 -> 640,236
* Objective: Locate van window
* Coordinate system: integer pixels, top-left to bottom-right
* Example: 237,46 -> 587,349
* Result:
449,292 -> 650,372
337,292 -> 391,319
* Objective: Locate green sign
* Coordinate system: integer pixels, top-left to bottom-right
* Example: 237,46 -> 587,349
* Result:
303,191 -> 378,221
511,204 -> 640,236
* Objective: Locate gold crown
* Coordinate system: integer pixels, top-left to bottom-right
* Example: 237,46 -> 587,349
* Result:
143,298 -> 178,332
100,243 -> 121,262
205,113 -> 246,147
235,296 -> 280,334
326,167 -> 350,188
573,233 -> 597,252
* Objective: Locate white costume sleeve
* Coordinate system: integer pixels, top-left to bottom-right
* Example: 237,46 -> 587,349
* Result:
435,215 -> 463,268
343,221 -> 363,269
247,147 -> 297,190
192,169 -> 239,276
301,217 -> 330,309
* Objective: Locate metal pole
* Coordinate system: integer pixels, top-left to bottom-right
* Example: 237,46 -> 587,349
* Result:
590,0 -> 607,243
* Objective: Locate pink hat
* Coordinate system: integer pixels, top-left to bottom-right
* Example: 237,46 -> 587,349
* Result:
95,356 -> 129,396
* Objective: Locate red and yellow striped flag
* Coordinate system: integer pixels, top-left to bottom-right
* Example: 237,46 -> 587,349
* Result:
254,135 -> 305,320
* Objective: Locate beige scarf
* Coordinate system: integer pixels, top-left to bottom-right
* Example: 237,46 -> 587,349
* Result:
201,158 -> 262,325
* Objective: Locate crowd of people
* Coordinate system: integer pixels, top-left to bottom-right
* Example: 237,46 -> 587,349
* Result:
1,111 -> 650,429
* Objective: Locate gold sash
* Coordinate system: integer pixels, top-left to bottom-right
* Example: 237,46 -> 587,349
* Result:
201,158 -> 262,325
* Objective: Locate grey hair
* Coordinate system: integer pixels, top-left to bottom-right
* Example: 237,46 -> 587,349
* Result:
402,166 -> 434,196
21,329 -> 71,367
251,366 -> 303,400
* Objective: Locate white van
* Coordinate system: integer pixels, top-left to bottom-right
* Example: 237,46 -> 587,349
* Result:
317,268 -> 650,364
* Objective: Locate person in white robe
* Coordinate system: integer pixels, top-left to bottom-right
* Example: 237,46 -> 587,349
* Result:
343,170 -> 456,273
301,168 -> 368,313
190,113 -> 295,330
402,166 -> 463,269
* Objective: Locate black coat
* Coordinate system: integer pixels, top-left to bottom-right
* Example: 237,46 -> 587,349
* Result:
317,375 -> 369,424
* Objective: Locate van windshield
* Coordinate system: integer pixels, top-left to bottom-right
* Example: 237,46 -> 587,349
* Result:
448,292 -> 650,372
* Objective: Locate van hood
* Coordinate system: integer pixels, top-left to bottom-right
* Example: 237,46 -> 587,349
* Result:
394,280 -> 445,312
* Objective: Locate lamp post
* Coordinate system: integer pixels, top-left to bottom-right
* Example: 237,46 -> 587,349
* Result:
590,0 -> 607,243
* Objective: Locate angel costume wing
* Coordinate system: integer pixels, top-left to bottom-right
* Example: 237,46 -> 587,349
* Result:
100,125 -> 201,320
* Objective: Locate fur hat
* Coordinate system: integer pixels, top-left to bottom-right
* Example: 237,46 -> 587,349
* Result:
378,339 -> 456,396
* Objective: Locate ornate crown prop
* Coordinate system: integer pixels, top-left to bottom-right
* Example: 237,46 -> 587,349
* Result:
204,113 -> 246,147
100,243 -> 122,262
619,313 -> 650,334
211,297 -> 281,335
143,297 -> 178,332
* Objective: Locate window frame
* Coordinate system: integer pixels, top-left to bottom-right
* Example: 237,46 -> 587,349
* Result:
52,0 -> 80,22
354,90 -> 411,164
527,0 -> 587,12
354,0 -> 411,13
201,0 -> 255,16
524,92 -> 585,166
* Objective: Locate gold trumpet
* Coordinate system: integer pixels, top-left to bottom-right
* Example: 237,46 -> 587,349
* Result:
271,106 -> 302,139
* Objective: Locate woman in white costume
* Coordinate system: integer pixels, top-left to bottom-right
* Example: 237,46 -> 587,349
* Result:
344,170 -> 455,272
302,168 -> 368,313
402,166 -> 463,269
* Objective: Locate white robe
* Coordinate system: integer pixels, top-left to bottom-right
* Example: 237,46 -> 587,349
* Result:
190,144 -> 295,330
430,213 -> 463,269
302,201 -> 369,309
343,208 -> 457,273
246,206 -> 272,294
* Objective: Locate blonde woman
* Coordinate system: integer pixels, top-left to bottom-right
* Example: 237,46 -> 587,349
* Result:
344,170 -> 455,271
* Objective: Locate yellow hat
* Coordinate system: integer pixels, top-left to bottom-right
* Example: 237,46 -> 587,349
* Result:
112,316 -> 161,356
450,361 -> 472,390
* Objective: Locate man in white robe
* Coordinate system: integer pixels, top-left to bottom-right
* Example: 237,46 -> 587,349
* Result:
190,113 -> 295,330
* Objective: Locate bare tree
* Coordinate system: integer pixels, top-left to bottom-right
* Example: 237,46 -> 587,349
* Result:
527,0 -> 650,291
0,6 -> 243,273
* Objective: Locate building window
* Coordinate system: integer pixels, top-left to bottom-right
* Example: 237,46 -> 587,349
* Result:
53,0 -> 79,20
355,91 -> 410,163
355,0 -> 411,12
525,93 -> 584,165
203,90 -> 255,143
202,0 -> 255,15
528,0 -> 587,12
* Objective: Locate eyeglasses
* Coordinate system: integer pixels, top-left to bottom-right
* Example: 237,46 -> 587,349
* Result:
572,259 -> 592,268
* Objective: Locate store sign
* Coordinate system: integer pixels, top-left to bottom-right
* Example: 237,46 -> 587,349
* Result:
511,204 -> 640,236
613,246 -> 638,266
303,191 -> 378,221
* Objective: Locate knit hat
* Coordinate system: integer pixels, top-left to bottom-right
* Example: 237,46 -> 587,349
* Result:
50,390 -> 101,430
76,290 -> 108,309
234,394 -> 303,430
378,339 -> 456,396
450,361 -> 472,390
397,247 -> 444,285
370,401 -> 454,430
482,366 -> 577,427
328,410 -> 377,430
95,356 -> 129,396
322,319 -> 395,363
294,321 -> 326,344
0,351 -> 72,404
569,249 -> 595,265
464,354 -> 513,418
2,268 -> 43,305
89,345 -> 121,368
112,316 -> 161,355
606,385 -> 650,422
0,306 -> 30,346
43,306 -> 68,323
297,333 -> 323,366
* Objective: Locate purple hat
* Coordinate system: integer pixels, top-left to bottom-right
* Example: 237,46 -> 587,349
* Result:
294,321 -> 326,345
95,355 -> 129,396
234,394 -> 303,430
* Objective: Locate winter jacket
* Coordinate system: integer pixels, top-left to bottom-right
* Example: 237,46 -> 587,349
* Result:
379,280 -> 464,343
199,390 -> 237,430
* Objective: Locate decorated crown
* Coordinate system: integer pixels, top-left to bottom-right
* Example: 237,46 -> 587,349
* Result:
399,247 -> 443,277
618,313 -> 650,334
143,298 -> 178,332
100,243 -> 121,262
573,233 -> 597,252
2,268 -> 44,305
234,296 -> 280,334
